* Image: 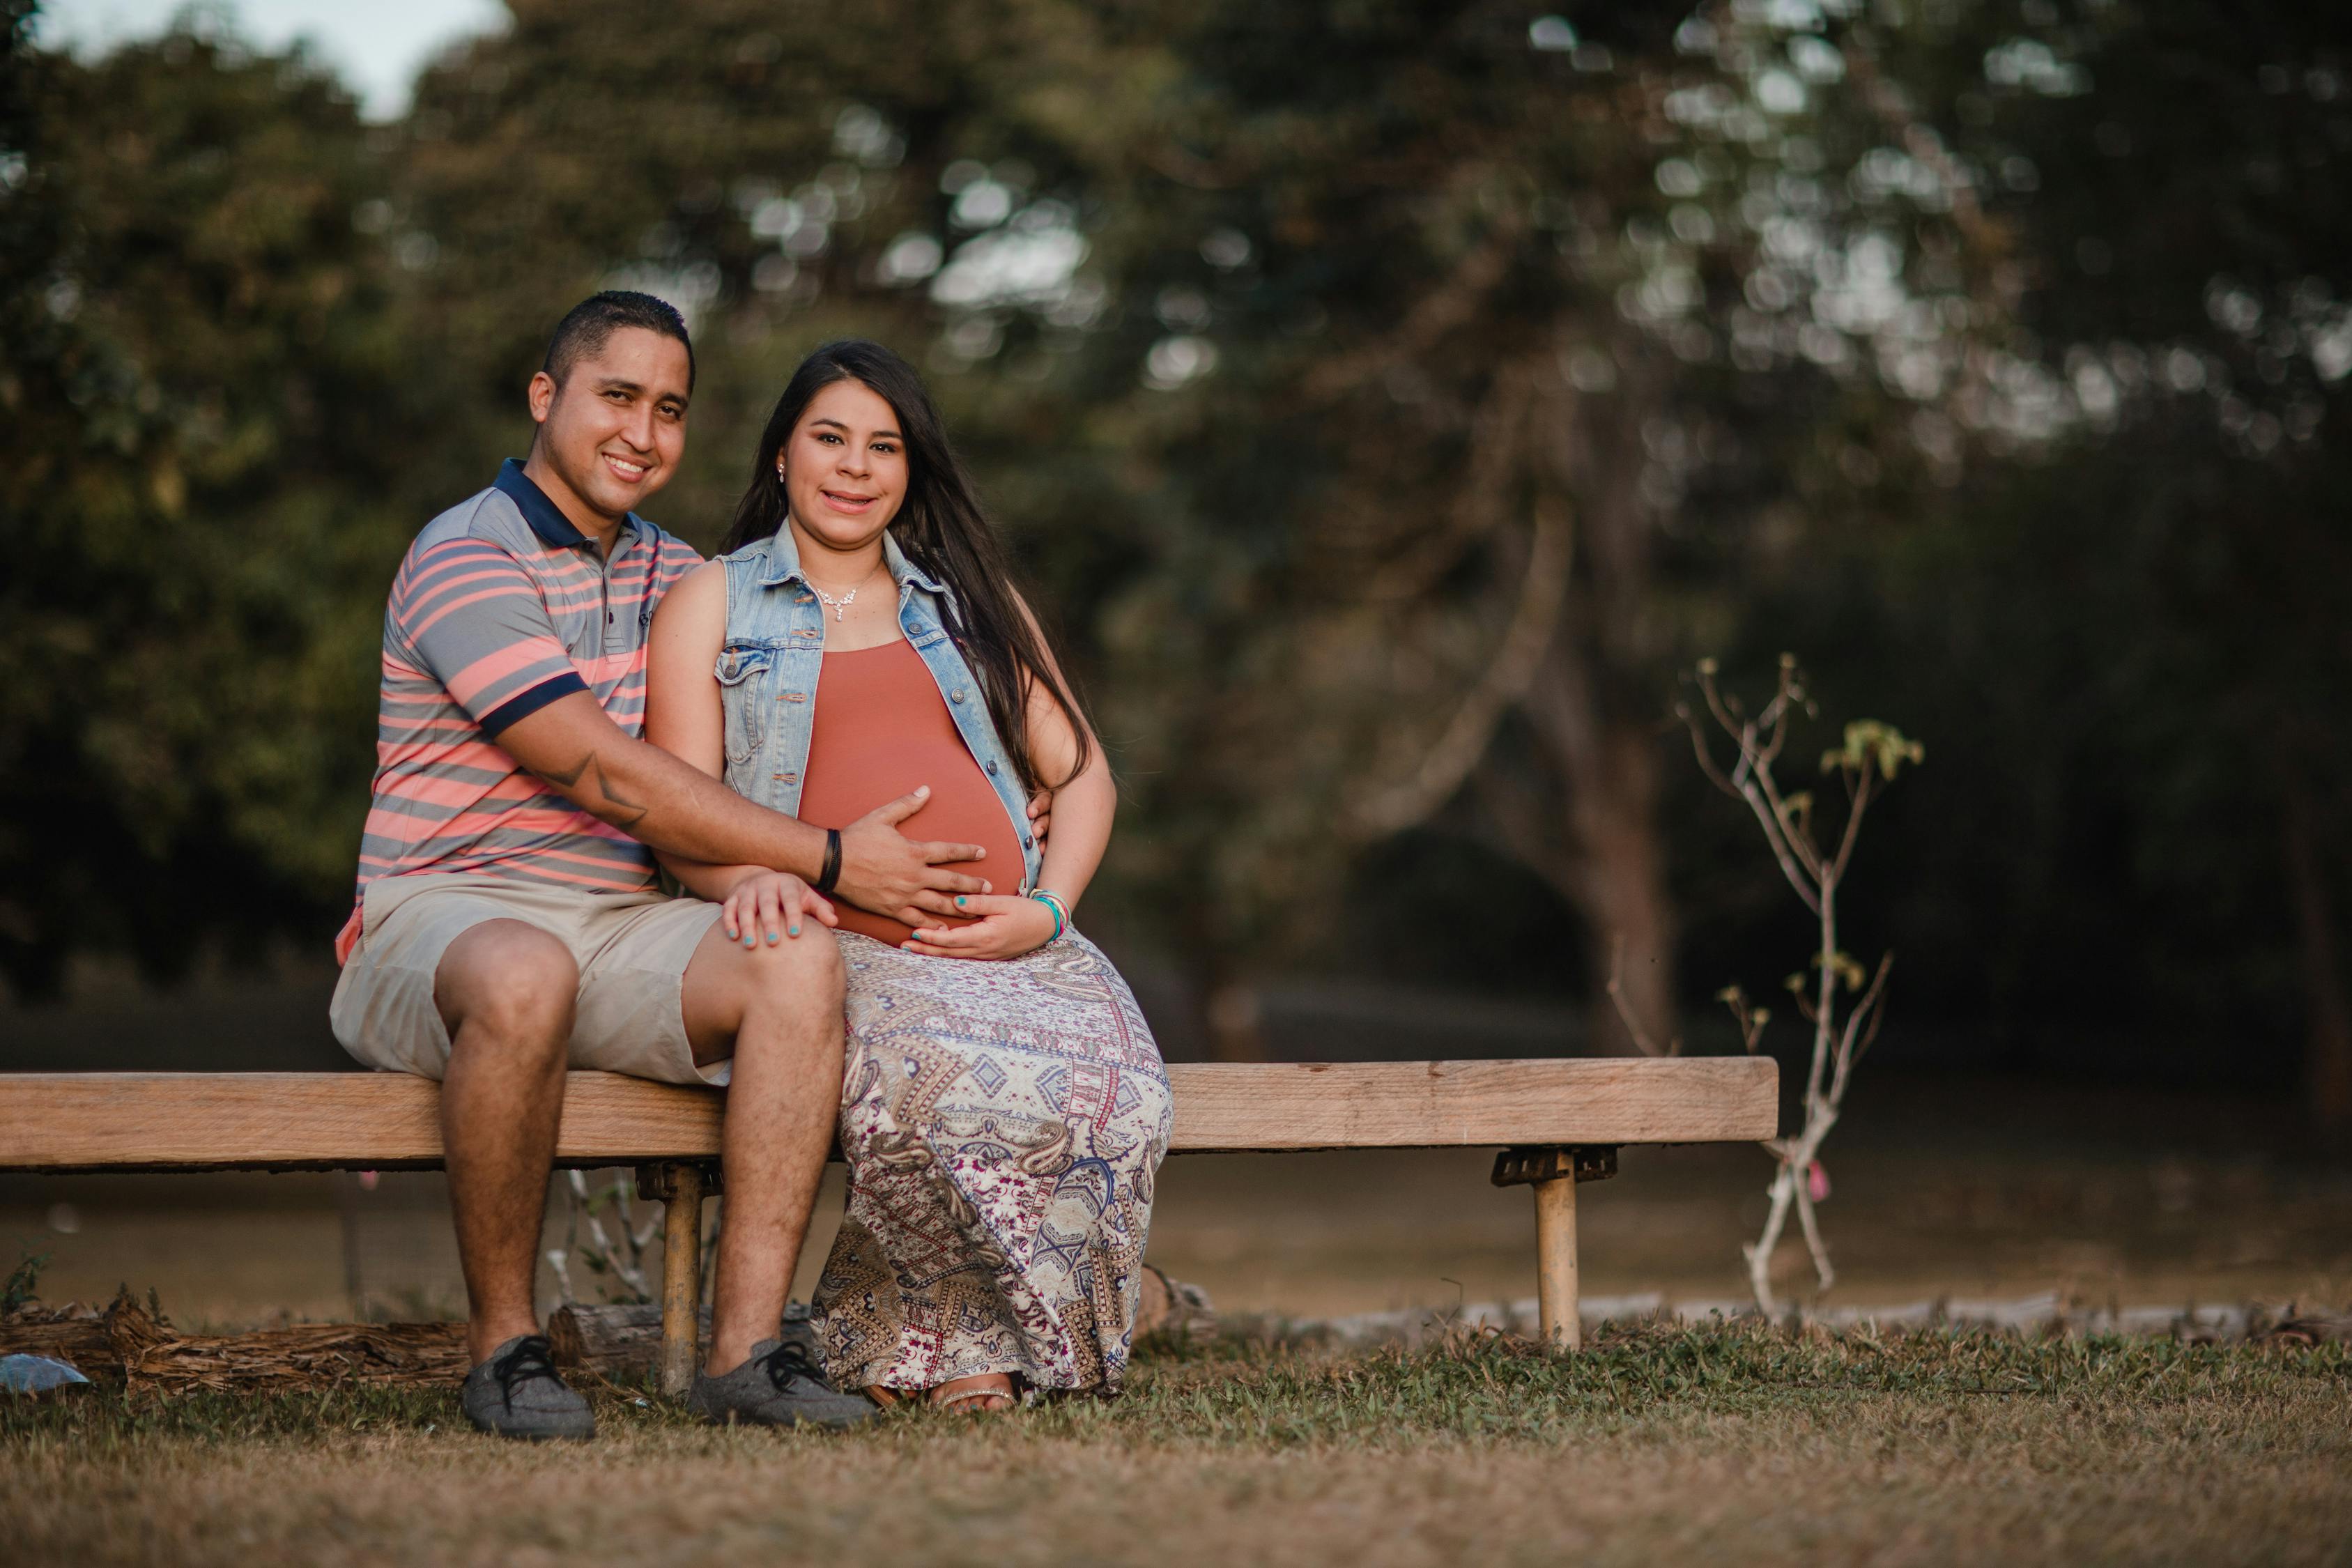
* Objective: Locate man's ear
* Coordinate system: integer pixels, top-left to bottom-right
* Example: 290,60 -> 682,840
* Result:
528,369 -> 558,425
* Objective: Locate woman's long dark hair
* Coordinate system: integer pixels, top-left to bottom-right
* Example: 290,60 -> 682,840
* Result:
721,339 -> 1094,794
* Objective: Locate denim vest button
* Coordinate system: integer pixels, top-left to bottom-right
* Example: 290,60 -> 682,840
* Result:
985,760 -> 999,776
951,689 -> 967,704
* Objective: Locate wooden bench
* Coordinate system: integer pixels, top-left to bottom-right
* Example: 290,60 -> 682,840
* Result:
0,1059 -> 1777,1391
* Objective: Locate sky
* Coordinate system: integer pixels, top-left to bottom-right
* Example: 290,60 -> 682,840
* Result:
32,0 -> 507,119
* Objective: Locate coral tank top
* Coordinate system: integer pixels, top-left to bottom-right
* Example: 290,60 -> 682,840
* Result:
796,639 -> 1025,947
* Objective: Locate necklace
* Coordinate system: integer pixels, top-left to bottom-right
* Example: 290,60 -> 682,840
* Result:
806,565 -> 877,623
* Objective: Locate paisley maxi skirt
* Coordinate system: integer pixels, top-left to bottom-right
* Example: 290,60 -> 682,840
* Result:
812,930 -> 1172,1396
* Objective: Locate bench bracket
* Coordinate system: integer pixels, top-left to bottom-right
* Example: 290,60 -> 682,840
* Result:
1489,1144 -> 1617,1188
1490,1144 -> 1617,1351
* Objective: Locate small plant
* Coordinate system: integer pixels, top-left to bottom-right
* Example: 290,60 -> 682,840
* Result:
1674,654 -> 1919,1316
3,1248 -> 48,1316
546,1172 -> 660,1306
544,1173 -> 721,1307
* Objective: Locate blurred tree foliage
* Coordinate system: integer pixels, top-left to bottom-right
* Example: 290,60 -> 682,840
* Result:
1,1 -> 2346,1114
0,3 -> 417,989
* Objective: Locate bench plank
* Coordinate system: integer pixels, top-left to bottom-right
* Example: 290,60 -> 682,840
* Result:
0,1058 -> 1776,1173
1168,1059 -> 1776,1148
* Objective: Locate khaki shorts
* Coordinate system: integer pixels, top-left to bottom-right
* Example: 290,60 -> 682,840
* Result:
330,874 -> 729,1086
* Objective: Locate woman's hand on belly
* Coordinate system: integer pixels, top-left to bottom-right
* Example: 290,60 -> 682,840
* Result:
903,894 -> 1058,961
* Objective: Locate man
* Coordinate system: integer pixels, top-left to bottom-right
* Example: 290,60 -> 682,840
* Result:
331,292 -> 1008,1438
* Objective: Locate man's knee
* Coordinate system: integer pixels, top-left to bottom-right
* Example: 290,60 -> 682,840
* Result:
436,919 -> 578,1046
721,928 -> 845,1035
746,926 -> 845,1004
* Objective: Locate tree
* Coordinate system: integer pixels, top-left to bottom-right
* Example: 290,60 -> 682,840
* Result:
0,13 -> 416,993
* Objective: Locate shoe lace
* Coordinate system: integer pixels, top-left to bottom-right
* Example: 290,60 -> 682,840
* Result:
492,1335 -> 564,1411
759,1337 -> 829,1392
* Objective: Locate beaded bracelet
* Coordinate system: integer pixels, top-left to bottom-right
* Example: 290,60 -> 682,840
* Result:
1028,888 -> 1069,942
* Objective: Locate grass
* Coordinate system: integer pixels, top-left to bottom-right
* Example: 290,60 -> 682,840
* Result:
6,1323 -> 2351,1566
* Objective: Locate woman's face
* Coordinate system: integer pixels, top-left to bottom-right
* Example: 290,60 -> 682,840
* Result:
778,378 -> 908,557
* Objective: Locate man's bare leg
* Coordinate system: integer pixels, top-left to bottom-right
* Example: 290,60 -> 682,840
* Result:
681,920 -> 846,1376
434,919 -> 578,1365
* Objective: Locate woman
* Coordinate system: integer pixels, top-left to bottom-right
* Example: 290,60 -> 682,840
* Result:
644,339 -> 1170,1413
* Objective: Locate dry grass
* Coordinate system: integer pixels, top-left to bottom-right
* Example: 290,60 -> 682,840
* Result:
6,1324 -> 2351,1567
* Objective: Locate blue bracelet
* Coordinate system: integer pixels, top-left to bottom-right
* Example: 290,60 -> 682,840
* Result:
1029,889 -> 1068,942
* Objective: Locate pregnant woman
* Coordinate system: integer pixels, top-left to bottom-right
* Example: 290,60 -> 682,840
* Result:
644,339 -> 1170,1413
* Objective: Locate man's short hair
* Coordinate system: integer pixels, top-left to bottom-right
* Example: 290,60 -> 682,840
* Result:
541,291 -> 696,392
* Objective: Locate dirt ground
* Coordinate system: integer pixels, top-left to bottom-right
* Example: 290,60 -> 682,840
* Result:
6,1329 -> 2349,1567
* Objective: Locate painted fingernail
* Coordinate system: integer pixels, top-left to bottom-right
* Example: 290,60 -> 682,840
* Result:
955,896 -> 967,908
789,925 -> 800,937
767,932 -> 780,945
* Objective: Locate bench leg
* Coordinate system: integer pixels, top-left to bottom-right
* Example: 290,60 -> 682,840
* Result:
1532,1174 -> 1579,1351
1493,1145 -> 1615,1351
636,1161 -> 708,1399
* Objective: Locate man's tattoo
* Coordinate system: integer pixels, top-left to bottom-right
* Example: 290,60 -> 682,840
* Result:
539,750 -> 650,830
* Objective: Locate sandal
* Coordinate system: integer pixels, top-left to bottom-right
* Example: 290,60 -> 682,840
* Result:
931,1374 -> 1017,1415
862,1384 -> 910,1409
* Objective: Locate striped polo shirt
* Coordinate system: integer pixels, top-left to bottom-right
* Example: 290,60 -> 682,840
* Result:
335,459 -> 702,962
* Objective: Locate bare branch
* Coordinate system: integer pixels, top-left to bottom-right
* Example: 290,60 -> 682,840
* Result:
1677,697 -> 1745,800
1356,364 -> 1542,604
1746,1160 -> 1799,1317
1737,774 -> 1825,916
1350,493 -> 1575,836
1698,667 -> 1746,749
1716,985 -> 1770,1054
1825,763 -> 1875,884
1693,662 -> 1825,913
1751,765 -> 1827,882
1752,689 -> 1793,774
1827,952 -> 1896,1105
1792,1178 -> 1836,1292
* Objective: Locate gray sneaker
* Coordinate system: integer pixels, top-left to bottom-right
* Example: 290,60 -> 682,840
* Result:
459,1334 -> 596,1441
686,1336 -> 875,1429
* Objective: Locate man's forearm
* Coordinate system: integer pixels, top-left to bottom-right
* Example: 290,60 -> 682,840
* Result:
655,852 -> 769,903
515,714 -> 826,877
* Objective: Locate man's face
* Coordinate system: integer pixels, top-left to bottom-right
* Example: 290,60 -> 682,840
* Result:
526,328 -> 692,522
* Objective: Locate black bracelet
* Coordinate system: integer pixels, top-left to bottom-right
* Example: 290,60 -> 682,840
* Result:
814,827 -> 842,895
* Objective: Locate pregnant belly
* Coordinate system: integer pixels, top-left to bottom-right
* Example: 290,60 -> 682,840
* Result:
797,734 -> 1024,948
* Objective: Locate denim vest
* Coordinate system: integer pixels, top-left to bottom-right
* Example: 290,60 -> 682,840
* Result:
715,524 -> 1042,894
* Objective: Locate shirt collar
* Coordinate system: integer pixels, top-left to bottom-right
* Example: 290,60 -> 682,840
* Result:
495,459 -> 642,553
